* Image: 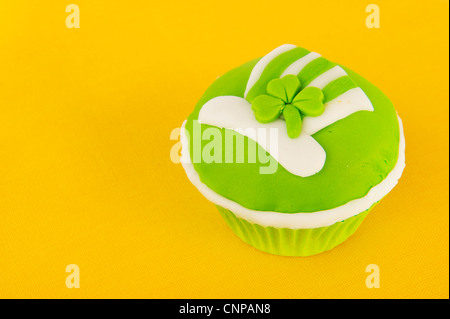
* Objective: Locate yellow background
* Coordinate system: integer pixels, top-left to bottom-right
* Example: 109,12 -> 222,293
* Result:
0,0 -> 448,299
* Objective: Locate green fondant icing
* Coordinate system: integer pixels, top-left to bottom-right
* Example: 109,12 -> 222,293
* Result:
186,54 -> 399,213
322,76 -> 358,103
246,47 -> 310,102
266,75 -> 300,103
251,75 -> 324,138
297,57 -> 336,87
283,104 -> 302,138
251,94 -> 284,123
292,87 -> 325,117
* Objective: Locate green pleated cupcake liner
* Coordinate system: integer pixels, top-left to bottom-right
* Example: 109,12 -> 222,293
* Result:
216,205 -> 374,257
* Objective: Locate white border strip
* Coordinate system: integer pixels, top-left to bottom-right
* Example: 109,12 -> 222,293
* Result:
280,52 -> 321,78
244,44 -> 296,98
180,116 -> 405,229
302,88 -> 374,135
306,66 -> 348,89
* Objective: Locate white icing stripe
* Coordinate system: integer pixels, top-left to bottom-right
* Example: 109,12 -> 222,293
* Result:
244,44 -> 296,98
306,66 -> 348,89
180,116 -> 405,229
302,88 -> 374,135
198,96 -> 326,177
280,52 -> 321,78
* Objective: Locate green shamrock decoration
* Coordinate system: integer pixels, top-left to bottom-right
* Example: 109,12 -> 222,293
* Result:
251,74 -> 325,138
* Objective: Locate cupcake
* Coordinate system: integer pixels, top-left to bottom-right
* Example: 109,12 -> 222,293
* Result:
180,44 -> 405,257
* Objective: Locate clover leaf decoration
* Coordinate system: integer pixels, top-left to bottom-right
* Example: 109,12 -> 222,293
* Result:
251,74 -> 325,138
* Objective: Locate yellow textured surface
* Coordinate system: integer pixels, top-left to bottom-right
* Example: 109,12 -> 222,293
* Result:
0,1 -> 448,298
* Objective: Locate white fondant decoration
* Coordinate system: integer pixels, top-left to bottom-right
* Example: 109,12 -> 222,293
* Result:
196,44 -> 375,178
306,66 -> 348,89
244,44 -> 296,98
280,52 -> 321,78
180,116 -> 406,229
198,96 -> 326,177
199,45 -> 376,177
302,88 -> 374,135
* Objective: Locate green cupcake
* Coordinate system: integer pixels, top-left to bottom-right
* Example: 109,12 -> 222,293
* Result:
180,44 -> 405,257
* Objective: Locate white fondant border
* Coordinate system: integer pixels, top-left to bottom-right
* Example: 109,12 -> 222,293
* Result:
180,116 -> 405,229
244,44 -> 296,98
198,96 -> 326,177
